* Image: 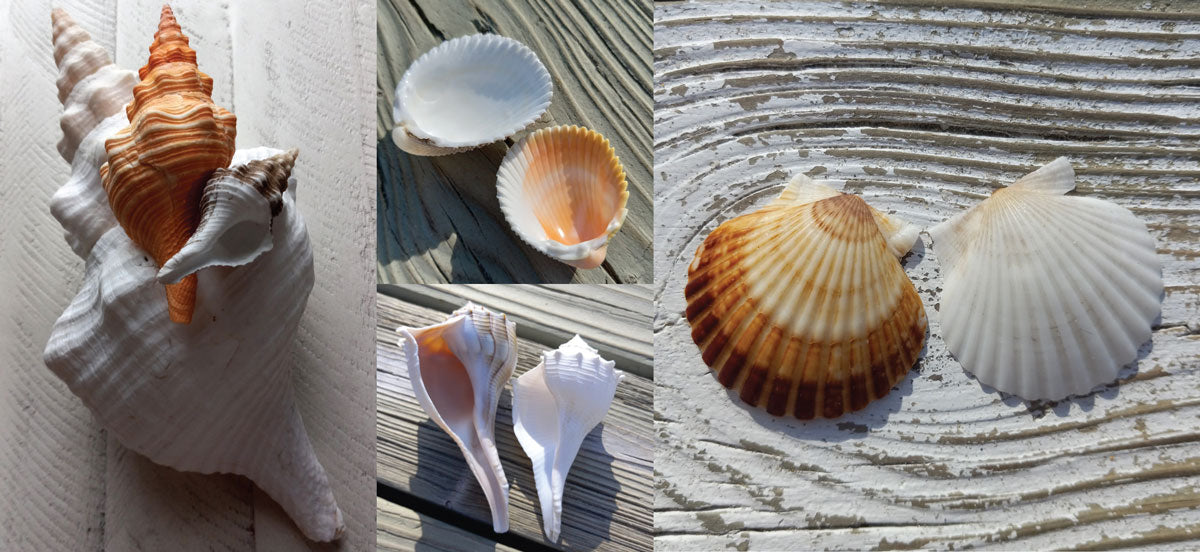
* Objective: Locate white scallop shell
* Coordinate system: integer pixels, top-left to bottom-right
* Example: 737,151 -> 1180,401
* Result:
496,125 -> 629,269
46,10 -> 342,542
512,335 -> 620,542
397,302 -> 517,533
392,34 -> 553,156
928,158 -> 1163,400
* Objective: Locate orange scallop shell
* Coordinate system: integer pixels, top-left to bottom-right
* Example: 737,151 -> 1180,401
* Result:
685,180 -> 927,420
100,5 -> 236,324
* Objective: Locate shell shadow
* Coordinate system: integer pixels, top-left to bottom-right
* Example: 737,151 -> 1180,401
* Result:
376,136 -> 579,283
964,337 -> 1157,420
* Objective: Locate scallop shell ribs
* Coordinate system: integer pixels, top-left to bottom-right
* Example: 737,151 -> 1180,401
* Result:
100,5 -> 237,324
685,175 -> 927,420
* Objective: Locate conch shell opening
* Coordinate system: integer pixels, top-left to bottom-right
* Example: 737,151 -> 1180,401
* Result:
100,4 -> 237,324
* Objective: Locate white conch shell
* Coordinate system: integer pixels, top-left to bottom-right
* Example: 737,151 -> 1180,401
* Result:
512,335 -> 620,542
397,303 -> 517,533
392,33 -> 553,156
46,10 -> 343,542
928,158 -> 1163,400
496,125 -> 629,269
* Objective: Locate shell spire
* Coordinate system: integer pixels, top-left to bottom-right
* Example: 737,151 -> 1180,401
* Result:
100,4 -> 237,324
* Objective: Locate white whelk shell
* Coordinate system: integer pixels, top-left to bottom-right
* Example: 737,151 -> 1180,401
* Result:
928,158 -> 1163,400
392,33 -> 553,156
397,302 -> 518,533
47,10 -> 342,542
512,335 -> 621,542
496,125 -> 629,269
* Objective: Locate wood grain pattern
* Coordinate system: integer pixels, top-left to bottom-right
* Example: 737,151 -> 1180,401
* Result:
654,2 -> 1200,550
377,288 -> 654,551
376,0 -> 653,284
0,1 -> 377,549
377,497 -> 521,552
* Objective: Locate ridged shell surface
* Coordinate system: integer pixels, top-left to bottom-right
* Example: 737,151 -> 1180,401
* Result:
48,10 -> 340,542
685,175 -> 927,420
100,5 -> 237,324
928,158 -> 1163,400
512,335 -> 620,542
398,303 -> 518,533
496,125 -> 629,269
392,33 -> 552,156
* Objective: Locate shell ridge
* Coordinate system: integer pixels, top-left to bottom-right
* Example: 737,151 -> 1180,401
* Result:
1008,157 -> 1075,194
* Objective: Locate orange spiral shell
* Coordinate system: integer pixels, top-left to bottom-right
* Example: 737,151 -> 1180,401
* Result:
100,5 -> 237,324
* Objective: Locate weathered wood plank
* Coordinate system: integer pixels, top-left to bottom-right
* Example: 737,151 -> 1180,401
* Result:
1,1 -> 118,550
377,289 -> 654,551
376,0 -> 653,284
1,0 -> 377,549
377,497 -> 522,552
379,283 -> 654,378
654,2 -> 1200,550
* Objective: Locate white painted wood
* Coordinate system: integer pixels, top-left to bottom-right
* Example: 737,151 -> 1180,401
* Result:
0,1 -> 376,549
654,2 -> 1200,550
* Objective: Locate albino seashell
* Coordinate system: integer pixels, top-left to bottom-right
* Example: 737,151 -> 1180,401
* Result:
512,335 -> 620,543
928,158 -> 1163,400
101,5 -> 238,323
398,303 -> 518,533
50,8 -> 135,258
392,34 -> 552,156
685,174 -> 927,419
496,125 -> 629,269
48,10 -> 342,542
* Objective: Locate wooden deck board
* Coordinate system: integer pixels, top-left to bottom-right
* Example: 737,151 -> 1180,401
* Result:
377,497 -> 522,552
376,288 -> 654,551
376,0 -> 653,284
0,1 -> 377,549
653,2 -> 1200,550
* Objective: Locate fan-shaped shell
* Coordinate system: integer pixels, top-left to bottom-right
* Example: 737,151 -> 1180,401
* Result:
398,303 -> 517,533
496,125 -> 629,269
685,175 -> 927,420
392,33 -> 552,156
512,335 -> 620,542
100,5 -> 237,324
928,158 -> 1162,400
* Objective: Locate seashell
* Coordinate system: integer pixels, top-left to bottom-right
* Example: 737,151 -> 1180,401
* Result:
685,174 -> 927,420
397,303 -> 518,533
392,34 -> 552,156
100,5 -> 238,324
512,335 -> 620,542
496,125 -> 629,269
50,8 -> 135,259
48,10 -> 342,542
928,158 -> 1162,400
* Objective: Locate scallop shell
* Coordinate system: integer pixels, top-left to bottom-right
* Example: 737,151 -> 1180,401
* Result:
928,158 -> 1163,400
512,335 -> 620,542
398,303 -> 518,533
496,125 -> 629,269
100,5 -> 238,324
48,10 -> 342,542
685,174 -> 927,420
392,33 -> 552,156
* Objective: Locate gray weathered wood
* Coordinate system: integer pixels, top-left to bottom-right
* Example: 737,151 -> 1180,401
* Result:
377,497 -> 522,552
376,0 -> 653,284
0,1 -> 377,549
654,2 -> 1200,550
380,283 -> 654,378
377,289 -> 654,551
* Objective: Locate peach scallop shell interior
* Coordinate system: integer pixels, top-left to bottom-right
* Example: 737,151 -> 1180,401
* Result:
100,5 -> 237,324
685,175 -> 927,420
496,125 -> 629,269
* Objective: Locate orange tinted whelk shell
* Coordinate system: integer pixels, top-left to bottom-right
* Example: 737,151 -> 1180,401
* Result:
684,175 -> 927,420
100,5 -> 237,324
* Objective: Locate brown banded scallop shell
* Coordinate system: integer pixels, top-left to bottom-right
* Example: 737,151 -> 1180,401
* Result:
685,175 -> 927,420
